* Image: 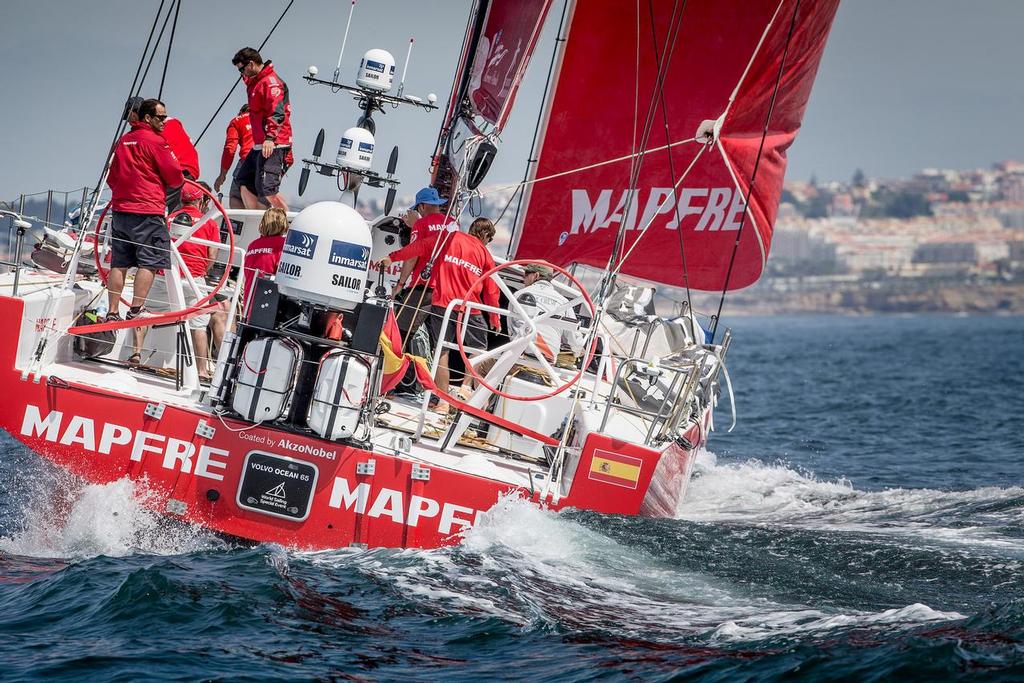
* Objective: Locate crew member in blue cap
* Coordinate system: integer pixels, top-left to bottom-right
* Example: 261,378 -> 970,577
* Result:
392,186 -> 459,338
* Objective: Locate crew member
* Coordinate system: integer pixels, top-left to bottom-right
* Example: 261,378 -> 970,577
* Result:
241,207 -> 289,308
132,183 -> 220,380
391,186 -> 459,338
382,217 -> 499,413
232,47 -> 293,211
123,97 -> 199,211
512,263 -> 585,368
105,98 -> 184,322
214,104 -> 254,209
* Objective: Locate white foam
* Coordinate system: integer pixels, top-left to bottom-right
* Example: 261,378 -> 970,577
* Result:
0,475 -> 220,560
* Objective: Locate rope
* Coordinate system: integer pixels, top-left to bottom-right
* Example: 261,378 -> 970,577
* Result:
710,0 -> 802,342
158,0 -> 181,99
193,0 -> 296,145
645,0 -> 694,312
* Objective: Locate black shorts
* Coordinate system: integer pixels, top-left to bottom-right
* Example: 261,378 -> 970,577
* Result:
236,147 -> 291,198
429,304 -> 488,353
110,212 -> 170,270
229,164 -> 243,202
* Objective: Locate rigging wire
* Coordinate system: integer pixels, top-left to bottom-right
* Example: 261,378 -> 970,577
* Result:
158,0 -> 182,99
709,0 -> 802,342
645,0 -> 695,315
139,3 -> 178,99
193,0 -> 296,146
600,0 -> 686,301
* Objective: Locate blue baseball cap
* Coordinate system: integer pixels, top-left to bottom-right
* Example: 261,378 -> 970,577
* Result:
413,187 -> 447,207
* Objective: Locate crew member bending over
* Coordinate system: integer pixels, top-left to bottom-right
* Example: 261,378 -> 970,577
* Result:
382,218 -> 499,413
512,263 -> 585,368
214,104 -> 254,209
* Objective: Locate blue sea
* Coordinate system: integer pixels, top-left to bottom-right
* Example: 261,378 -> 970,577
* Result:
1,315 -> 1021,681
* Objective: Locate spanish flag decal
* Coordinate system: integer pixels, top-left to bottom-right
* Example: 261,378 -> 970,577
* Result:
588,450 -> 643,489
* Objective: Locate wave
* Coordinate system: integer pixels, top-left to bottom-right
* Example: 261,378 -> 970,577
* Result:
296,495 -> 966,644
680,451 -> 1024,551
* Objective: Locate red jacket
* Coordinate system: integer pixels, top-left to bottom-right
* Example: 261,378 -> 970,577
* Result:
243,234 -> 286,303
107,122 -> 184,214
170,205 -> 219,277
403,213 -> 459,286
220,112 -> 254,173
244,62 -> 292,147
162,117 -> 200,178
389,231 -> 500,328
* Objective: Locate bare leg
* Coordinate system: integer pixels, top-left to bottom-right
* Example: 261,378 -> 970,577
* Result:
131,268 -> 156,307
240,185 -> 262,209
209,301 -> 228,351
191,328 -> 211,379
264,192 -> 289,212
435,351 -> 451,394
107,267 -> 127,313
228,195 -> 246,210
132,325 -> 148,360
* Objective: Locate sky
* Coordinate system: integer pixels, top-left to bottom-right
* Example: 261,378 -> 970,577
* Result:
1,0 -> 1023,204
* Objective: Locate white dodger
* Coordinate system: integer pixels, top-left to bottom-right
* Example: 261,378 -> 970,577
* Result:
275,201 -> 372,309
356,48 -> 396,92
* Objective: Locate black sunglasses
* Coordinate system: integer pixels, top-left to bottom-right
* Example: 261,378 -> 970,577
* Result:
236,62 -> 248,73
149,114 -> 168,121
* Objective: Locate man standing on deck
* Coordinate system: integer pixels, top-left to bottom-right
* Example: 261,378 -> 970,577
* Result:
390,186 -> 459,338
232,47 -> 293,211
105,98 -> 184,322
213,104 -> 255,209
123,96 -> 198,211
381,218 -> 499,413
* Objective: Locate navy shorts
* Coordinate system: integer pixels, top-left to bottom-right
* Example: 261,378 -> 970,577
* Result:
229,164 -> 243,202
236,147 -> 291,198
429,305 -> 488,353
110,212 -> 170,270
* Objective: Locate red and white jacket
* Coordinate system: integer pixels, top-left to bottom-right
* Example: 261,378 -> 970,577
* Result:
162,117 -> 200,178
107,122 -> 184,215
220,112 -> 254,173
388,231 -> 500,328
403,213 -> 459,286
244,62 -> 292,147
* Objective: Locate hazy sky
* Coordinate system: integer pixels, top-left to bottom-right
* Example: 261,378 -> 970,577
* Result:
1,0 -> 1022,203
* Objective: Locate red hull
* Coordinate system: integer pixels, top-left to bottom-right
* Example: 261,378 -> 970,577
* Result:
0,295 -> 700,550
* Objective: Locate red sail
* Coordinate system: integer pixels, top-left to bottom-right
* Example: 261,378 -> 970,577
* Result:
511,0 -> 839,291
468,0 -> 553,130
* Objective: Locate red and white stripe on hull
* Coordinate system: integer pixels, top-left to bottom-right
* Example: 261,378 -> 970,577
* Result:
0,292 -> 702,550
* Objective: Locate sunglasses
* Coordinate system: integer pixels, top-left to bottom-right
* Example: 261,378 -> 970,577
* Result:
149,114 -> 168,121
236,62 -> 249,73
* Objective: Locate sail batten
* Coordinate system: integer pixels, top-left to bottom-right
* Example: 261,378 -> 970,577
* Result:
511,0 -> 840,291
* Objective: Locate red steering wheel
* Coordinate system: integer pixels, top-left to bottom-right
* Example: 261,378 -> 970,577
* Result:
456,259 -> 597,402
93,179 -> 234,312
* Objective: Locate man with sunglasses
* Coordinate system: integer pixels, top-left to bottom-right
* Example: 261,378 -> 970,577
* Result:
105,98 -> 184,322
231,47 -> 293,211
122,96 -> 199,212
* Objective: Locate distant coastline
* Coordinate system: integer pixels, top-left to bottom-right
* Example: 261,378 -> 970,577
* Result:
687,279 -> 1024,316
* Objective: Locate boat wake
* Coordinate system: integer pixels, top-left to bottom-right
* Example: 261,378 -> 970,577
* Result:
680,451 -> 1024,552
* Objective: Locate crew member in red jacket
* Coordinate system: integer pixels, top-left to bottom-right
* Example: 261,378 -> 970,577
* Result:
391,186 -> 459,338
232,47 -> 293,211
106,98 -> 184,321
214,104 -> 254,209
241,207 -> 289,309
123,97 -> 198,211
382,218 -> 499,412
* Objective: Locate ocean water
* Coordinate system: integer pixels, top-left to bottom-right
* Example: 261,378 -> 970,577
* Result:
0,314 -> 1021,681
